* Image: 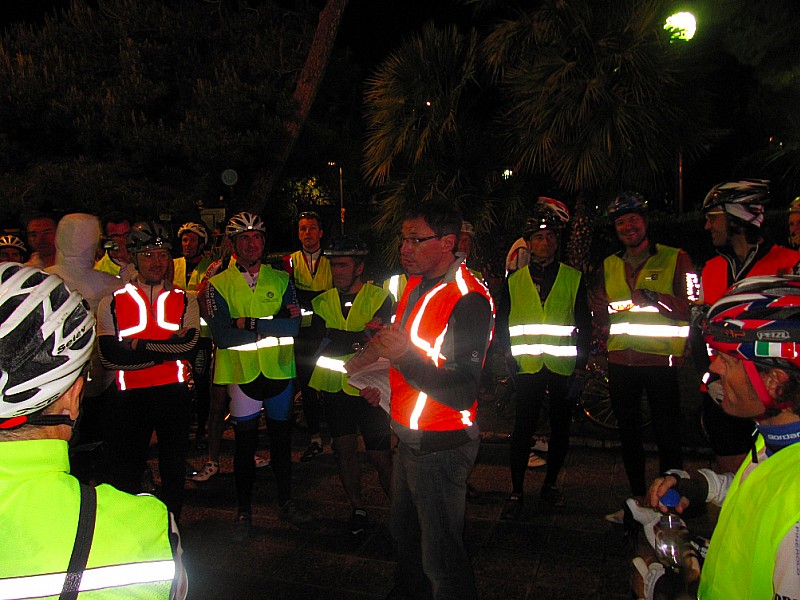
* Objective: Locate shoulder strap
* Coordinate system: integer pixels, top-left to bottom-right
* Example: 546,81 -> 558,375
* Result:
60,483 -> 97,600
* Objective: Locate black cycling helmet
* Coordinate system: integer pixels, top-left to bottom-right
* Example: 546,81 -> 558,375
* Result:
0,264 -> 95,429
177,222 -> 209,249
323,236 -> 369,257
607,192 -> 647,219
127,221 -> 172,254
523,197 -> 570,238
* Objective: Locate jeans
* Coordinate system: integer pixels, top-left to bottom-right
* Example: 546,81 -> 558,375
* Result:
391,436 -> 479,600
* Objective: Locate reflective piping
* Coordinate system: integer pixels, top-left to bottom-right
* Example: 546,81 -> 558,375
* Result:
609,322 -> 690,338
156,291 -> 182,331
509,323 -> 575,337
315,356 -> 347,374
607,300 -> 659,314
115,284 -> 147,340
0,559 -> 176,600
227,336 -> 295,352
511,344 -> 578,357
117,370 -> 127,392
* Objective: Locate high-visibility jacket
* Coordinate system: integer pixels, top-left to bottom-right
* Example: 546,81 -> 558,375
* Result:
391,263 -> 494,431
112,283 -> 190,391
290,251 -> 332,292
94,252 -> 122,277
383,273 -> 408,304
173,255 -> 215,338
172,256 -> 213,292
210,264 -> 295,384
508,263 -> 581,376
0,439 -> 183,599
701,245 -> 800,305
699,436 -> 800,599
604,245 -> 689,357
309,284 -> 390,396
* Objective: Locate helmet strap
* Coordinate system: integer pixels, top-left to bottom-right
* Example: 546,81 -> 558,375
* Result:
26,414 -> 77,428
743,360 -> 793,418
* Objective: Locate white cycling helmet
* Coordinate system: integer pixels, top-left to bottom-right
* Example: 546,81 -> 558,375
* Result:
0,235 -> 26,253
177,221 -> 209,249
0,264 -> 95,429
226,212 -> 266,239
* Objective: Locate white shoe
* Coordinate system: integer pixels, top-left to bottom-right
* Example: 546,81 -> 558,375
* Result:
532,436 -> 549,453
191,461 -> 219,482
605,508 -> 625,524
527,452 -> 547,468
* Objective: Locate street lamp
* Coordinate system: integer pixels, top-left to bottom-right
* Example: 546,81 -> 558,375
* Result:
327,161 -> 344,235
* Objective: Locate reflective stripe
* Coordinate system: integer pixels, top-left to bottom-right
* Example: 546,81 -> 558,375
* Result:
409,392 -> 428,430
117,370 -> 127,392
607,299 -> 659,314
460,410 -> 473,427
609,322 -> 690,338
156,291 -> 182,331
408,283 -> 449,365
301,309 -> 314,317
115,284 -> 147,339
508,324 -> 575,337
227,336 -> 295,352
511,344 -> 578,357
315,356 -> 347,374
118,360 -> 185,389
200,317 -> 208,327
388,275 -> 400,301
0,560 -> 175,600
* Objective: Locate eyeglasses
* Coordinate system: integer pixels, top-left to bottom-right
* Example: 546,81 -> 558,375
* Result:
399,235 -> 441,248
138,251 -> 170,261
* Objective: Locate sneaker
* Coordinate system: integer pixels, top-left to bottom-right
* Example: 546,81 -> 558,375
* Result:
527,452 -> 547,468
540,485 -> 566,508
532,436 -> 549,453
604,508 -> 625,524
300,441 -> 323,462
191,461 -> 219,482
500,494 -> 524,521
232,512 -> 251,542
348,509 -> 368,535
279,500 -> 313,525
254,454 -> 270,468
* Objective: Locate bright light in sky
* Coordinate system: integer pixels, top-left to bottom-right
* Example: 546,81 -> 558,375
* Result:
664,12 -> 696,42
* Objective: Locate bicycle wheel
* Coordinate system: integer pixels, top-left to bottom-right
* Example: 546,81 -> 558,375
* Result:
580,374 -> 653,430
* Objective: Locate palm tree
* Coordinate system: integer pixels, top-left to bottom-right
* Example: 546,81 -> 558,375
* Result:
363,22 -> 532,268
483,0 -> 715,198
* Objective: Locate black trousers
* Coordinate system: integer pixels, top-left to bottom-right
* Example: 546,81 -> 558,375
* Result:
608,364 -> 683,497
101,382 -> 191,519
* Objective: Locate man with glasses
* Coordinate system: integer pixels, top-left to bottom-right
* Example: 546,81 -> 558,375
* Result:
0,234 -> 27,263
94,211 -> 135,282
97,222 -> 199,520
353,201 -> 494,600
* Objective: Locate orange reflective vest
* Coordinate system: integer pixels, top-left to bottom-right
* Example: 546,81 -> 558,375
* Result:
390,263 -> 494,431
702,245 -> 800,305
112,283 -> 190,390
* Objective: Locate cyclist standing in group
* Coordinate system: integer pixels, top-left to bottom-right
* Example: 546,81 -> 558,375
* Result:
697,179 -> 800,474
590,192 -> 698,521
94,212 -> 136,282
201,212 -> 310,541
496,198 -> 592,519
0,234 -> 27,263
282,211 -> 333,462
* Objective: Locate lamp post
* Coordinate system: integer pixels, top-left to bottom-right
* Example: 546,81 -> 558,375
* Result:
665,11 -> 697,213
328,161 -> 344,234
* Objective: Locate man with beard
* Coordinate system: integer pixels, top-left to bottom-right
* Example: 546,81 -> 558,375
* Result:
590,193 -> 698,522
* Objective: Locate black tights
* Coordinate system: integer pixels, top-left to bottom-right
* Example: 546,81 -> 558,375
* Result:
234,417 -> 293,513
509,369 -> 571,496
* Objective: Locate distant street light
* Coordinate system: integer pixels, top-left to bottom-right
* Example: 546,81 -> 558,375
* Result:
665,12 -> 696,42
327,161 -> 345,234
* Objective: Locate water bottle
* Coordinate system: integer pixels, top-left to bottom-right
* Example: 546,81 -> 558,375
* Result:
654,488 -> 689,571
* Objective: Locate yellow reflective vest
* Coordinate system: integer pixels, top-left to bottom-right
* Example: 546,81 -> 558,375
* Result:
93,252 -> 122,277
508,263 -> 581,376
210,264 -> 295,384
700,436 -> 800,599
309,284 -> 390,395
172,255 -> 213,292
603,245 -> 689,357
290,251 -> 332,292
0,439 -> 181,599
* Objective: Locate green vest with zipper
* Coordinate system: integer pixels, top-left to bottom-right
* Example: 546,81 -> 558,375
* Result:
309,283 -> 389,396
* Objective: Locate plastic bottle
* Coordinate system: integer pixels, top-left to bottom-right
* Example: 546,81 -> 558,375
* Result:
654,488 -> 689,571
